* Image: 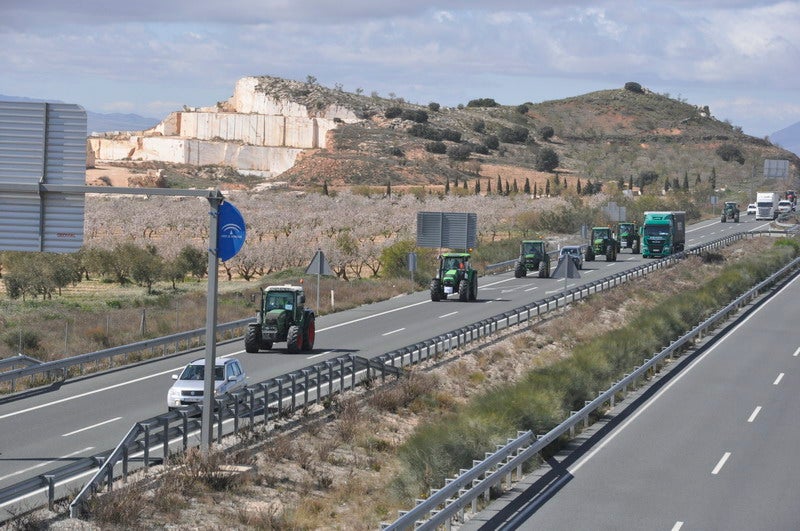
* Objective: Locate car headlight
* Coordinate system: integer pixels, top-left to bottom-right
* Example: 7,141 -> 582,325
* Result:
168,388 -> 180,402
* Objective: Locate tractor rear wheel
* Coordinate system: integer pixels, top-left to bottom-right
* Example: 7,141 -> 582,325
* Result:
458,279 -> 469,301
514,262 -> 526,278
287,325 -> 302,354
538,258 -> 549,278
585,248 -> 595,261
469,274 -> 477,301
244,325 -> 261,353
303,314 -> 316,351
430,279 -> 442,301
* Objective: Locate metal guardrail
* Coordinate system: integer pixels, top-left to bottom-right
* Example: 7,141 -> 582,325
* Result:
0,355 -> 41,373
381,245 -> 800,530
0,230 -> 783,521
0,317 -> 253,392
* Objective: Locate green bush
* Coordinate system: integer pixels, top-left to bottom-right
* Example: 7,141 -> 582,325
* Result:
424,141 -> 446,154
385,107 -> 403,119
535,148 -> 559,172
540,126 -> 555,141
446,144 -> 472,161
624,81 -> 644,93
716,144 -> 745,164
466,98 -> 499,108
427,102 -> 440,112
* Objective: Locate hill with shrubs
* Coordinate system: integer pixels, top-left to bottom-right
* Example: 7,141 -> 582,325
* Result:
276,80 -> 799,197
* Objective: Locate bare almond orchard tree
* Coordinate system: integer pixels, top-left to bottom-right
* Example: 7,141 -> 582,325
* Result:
83,189 -> 581,282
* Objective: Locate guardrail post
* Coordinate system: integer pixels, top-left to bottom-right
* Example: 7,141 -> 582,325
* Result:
290,374 -> 297,412
162,416 -> 170,464
275,378 -> 284,418
45,475 -> 55,510
249,389 -> 256,428
262,382 -> 271,423
143,424 -> 151,470
216,399 -> 224,443
349,355 -> 357,389
302,369 -> 311,404
233,395 -> 241,434
339,358 -> 346,393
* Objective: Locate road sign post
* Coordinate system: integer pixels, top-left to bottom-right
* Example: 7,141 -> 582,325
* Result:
305,249 -> 333,315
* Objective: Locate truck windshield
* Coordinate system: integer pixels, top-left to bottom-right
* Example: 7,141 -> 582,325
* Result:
643,226 -> 670,237
757,202 -> 771,207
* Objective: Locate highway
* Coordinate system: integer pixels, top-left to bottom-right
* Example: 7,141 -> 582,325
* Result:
0,216 -> 772,497
466,229 -> 800,531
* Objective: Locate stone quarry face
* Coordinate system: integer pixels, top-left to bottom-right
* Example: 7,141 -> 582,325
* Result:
87,76 -> 362,179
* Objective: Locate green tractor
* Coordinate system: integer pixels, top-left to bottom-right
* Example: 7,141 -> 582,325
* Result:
616,222 -> 640,254
430,252 -> 478,302
514,240 -> 551,278
720,201 -> 740,223
245,285 -> 315,354
585,227 -> 617,262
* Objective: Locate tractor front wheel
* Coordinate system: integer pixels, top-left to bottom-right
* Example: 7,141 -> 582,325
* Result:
287,325 -> 302,354
244,325 -> 261,353
430,279 -> 442,301
458,279 -> 470,301
303,314 -> 316,351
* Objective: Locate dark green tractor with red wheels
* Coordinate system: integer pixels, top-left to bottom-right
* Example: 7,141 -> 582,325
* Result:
430,252 -> 478,302
514,240 -> 550,278
245,285 -> 315,354
585,226 -> 618,262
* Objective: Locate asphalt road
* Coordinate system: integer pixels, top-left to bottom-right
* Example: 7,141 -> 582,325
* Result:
465,228 -> 800,531
0,215 -> 773,497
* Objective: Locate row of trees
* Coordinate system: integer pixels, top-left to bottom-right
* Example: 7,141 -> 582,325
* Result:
2,244 -> 207,300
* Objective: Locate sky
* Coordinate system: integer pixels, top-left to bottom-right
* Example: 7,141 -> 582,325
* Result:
2,0 -> 799,138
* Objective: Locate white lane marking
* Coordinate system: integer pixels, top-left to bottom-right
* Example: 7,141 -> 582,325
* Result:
773,373 -> 784,385
606,263 -> 615,267
524,286 -> 539,292
793,346 -> 800,357
307,350 -> 335,360
747,407 -> 761,423
439,312 -> 458,319
0,447 -> 94,482
712,452 -> 731,475
62,417 -> 122,437
382,328 -> 405,336
568,274 -> 800,475
672,522 -> 684,531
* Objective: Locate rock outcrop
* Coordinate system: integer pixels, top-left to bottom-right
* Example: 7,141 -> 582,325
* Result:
87,76 -> 363,178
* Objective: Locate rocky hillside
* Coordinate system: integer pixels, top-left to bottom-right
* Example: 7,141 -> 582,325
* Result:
277,81 -> 800,194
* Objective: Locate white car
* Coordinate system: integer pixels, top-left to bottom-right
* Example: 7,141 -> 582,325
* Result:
746,203 -> 757,215
167,357 -> 247,411
778,200 -> 792,214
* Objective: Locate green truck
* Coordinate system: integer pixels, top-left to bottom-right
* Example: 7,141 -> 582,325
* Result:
641,211 -> 686,258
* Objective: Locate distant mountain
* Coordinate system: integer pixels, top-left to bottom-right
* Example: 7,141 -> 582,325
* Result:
769,122 -> 800,157
0,94 -> 159,134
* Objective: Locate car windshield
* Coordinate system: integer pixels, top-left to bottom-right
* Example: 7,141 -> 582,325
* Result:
179,365 -> 224,381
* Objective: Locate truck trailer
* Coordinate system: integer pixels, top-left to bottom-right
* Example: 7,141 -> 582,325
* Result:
755,192 -> 780,220
641,211 -> 686,258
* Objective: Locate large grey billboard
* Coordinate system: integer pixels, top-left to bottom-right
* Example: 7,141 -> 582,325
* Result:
416,211 -> 477,249
0,101 -> 86,252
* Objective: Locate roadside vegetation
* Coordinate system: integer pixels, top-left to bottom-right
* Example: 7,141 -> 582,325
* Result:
35,236 -> 795,530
